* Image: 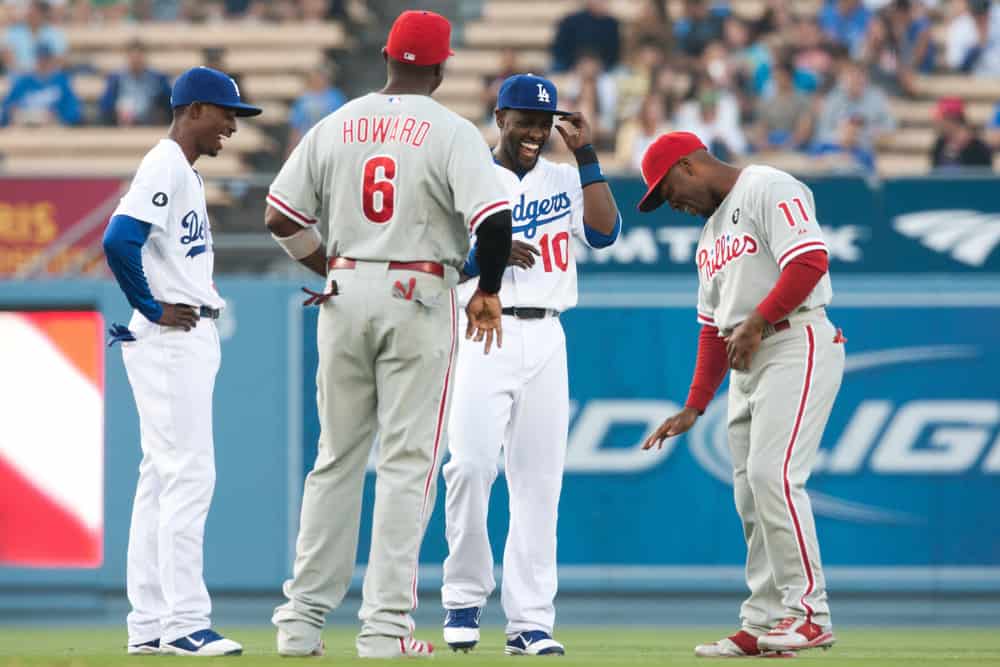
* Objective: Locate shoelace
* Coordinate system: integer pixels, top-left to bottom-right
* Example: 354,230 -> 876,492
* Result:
447,608 -> 480,626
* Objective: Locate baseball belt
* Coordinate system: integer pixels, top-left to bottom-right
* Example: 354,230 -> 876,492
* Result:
501,307 -> 559,319
327,256 -> 445,278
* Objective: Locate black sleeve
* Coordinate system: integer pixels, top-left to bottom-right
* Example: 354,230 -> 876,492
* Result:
473,209 -> 512,294
966,139 -> 994,167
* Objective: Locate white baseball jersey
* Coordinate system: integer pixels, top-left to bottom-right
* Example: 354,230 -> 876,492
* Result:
268,93 -> 510,269
695,165 -> 832,332
457,156 -> 595,312
112,138 -> 223,310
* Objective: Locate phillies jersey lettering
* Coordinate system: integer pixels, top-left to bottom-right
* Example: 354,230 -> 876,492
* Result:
268,93 -> 509,270
696,165 -> 833,331
112,138 -> 223,310
458,156 -> 599,313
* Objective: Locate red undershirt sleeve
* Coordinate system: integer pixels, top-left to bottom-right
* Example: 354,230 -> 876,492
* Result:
685,325 -> 730,413
755,250 -> 829,325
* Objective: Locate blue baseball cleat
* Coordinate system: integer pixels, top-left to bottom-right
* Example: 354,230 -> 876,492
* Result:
505,630 -> 565,656
161,629 -> 242,656
443,606 -> 482,651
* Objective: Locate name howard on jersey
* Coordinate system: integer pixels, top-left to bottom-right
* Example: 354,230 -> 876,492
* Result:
341,115 -> 431,147
511,191 -> 572,239
180,210 -> 208,258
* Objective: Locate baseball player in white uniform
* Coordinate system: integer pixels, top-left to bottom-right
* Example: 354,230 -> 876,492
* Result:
441,74 -> 621,656
264,10 -> 513,659
102,66 -> 260,656
637,132 -> 845,657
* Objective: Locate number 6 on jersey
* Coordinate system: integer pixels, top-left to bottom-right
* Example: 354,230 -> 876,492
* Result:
363,155 -> 397,224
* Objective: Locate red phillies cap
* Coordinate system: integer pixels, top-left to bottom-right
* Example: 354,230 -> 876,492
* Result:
637,131 -> 707,212
934,96 -> 965,120
385,10 -> 454,66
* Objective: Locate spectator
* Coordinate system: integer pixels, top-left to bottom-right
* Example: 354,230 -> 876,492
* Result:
792,16 -> 836,89
674,82 -> 748,160
946,0 -> 1000,76
861,0 -> 935,96
1,45 -> 81,126
614,93 -> 672,173
675,0 -> 727,58
815,59 -> 895,151
819,0 -> 873,56
930,96 -> 994,170
563,51 -> 618,149
751,0 -> 795,39
615,38 -> 666,122
809,114 -> 877,172
481,47 -> 519,123
99,40 -> 172,126
287,64 -> 346,152
550,0 -> 621,73
2,1 -> 66,74
751,61 -> 815,151
624,0 -> 673,57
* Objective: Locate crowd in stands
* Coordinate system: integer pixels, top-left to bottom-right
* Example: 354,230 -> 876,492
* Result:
0,0 -> 352,136
488,0 -> 1000,175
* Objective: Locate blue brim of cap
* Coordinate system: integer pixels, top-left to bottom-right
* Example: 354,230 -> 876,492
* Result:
499,105 -> 574,117
222,102 -> 263,117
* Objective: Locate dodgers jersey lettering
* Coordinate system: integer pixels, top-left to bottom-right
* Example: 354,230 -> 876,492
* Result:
112,138 -> 223,310
458,156 -> 594,313
696,165 -> 832,331
267,93 -> 509,269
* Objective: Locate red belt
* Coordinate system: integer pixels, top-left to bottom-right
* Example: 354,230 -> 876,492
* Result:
762,319 -> 790,339
327,256 -> 445,278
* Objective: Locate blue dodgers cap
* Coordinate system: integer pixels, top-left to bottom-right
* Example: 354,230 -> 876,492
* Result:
171,66 -> 262,117
496,73 -> 572,116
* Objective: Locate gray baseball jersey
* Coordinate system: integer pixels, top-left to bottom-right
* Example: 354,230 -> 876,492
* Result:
695,165 -> 832,332
268,92 -> 510,268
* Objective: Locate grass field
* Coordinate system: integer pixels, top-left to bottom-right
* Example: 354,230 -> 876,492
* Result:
1,627 -> 999,666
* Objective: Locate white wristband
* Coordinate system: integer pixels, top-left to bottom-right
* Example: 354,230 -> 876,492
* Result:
271,225 -> 322,260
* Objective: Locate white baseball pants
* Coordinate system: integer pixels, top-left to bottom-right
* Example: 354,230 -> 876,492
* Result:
120,312 -> 220,645
727,312 -> 844,633
442,314 -> 568,636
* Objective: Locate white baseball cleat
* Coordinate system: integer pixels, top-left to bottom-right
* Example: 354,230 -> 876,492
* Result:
126,638 -> 160,655
443,607 -> 482,651
694,629 -> 796,658
357,636 -> 434,658
161,629 -> 243,656
756,617 -> 836,653
505,630 -> 565,656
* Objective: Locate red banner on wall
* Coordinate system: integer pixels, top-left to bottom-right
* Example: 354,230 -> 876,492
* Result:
0,178 -> 126,276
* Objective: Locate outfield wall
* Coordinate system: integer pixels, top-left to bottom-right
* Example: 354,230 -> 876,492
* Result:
1,275 -> 998,609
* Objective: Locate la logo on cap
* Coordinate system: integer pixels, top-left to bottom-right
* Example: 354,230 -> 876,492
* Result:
536,84 -> 550,103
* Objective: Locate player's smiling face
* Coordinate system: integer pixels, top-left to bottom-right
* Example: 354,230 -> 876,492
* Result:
497,109 -> 554,171
193,103 -> 238,158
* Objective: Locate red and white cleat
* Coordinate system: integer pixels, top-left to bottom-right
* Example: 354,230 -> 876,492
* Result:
357,636 -> 434,659
695,630 -> 796,658
757,618 -> 836,653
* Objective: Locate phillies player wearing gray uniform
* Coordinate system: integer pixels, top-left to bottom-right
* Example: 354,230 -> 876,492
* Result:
441,74 -> 620,656
103,67 -> 259,657
638,133 -> 845,657
264,10 -> 512,659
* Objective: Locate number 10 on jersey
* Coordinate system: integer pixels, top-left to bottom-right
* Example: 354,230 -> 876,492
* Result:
363,155 -> 396,224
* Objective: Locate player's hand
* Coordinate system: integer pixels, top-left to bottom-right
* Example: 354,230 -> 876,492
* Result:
642,407 -> 700,450
508,240 -> 539,269
725,310 -> 767,371
465,289 -> 503,354
156,303 -> 199,331
555,112 -> 593,152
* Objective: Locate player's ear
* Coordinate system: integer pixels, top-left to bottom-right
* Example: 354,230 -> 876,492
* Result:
495,109 -> 505,130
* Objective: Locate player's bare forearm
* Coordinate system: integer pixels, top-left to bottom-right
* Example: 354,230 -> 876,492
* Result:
299,247 -> 328,277
265,204 -> 327,277
582,181 -> 618,235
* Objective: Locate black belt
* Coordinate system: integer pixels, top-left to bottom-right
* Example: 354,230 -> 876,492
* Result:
199,306 -> 221,319
501,307 -> 558,319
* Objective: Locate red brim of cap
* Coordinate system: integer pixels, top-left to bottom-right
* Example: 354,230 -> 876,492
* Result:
637,171 -> 668,212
